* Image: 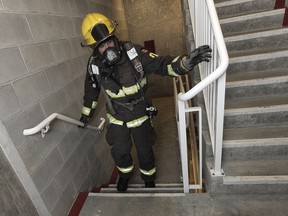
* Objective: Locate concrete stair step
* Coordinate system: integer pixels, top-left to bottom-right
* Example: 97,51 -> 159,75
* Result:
222,124 -> 288,140
222,137 -> 288,160
226,68 -> 288,82
224,104 -> 288,128
98,183 -> 184,194
216,0 -> 275,19
223,158 -> 288,176
204,125 -> 288,160
223,125 -> 288,160
220,9 -> 285,37
228,49 -> 288,75
225,28 -> 288,56
225,94 -> 288,109
205,159 -> 288,195
225,75 -> 288,99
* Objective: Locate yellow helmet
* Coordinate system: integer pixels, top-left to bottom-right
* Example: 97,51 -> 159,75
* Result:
81,13 -> 117,47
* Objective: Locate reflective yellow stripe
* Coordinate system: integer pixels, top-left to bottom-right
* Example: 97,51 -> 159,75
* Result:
140,167 -> 156,176
107,114 -> 124,126
92,101 -> 97,109
117,164 -> 134,173
82,106 -> 91,116
149,52 -> 158,58
126,115 -> 149,128
123,84 -> 139,95
106,89 -> 125,98
167,56 -> 181,77
105,78 -> 147,98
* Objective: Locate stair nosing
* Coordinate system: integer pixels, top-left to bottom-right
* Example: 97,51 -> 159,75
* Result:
88,192 -> 185,197
108,183 -> 183,187
229,49 -> 288,63
223,175 -> 288,185
100,187 -> 184,192
220,8 -> 285,24
216,0 -> 254,8
226,75 -> 288,88
223,137 -> 288,148
224,104 -> 288,116
225,28 -> 288,42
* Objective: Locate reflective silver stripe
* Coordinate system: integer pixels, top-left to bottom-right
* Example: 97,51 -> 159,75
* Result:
92,101 -> 97,109
117,164 -> 134,173
82,106 -> 91,116
140,77 -> 147,87
140,167 -> 156,176
126,115 -> 149,128
168,56 -> 181,77
107,114 -> 124,126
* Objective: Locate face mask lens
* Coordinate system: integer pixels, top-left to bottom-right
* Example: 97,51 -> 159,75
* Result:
103,47 -> 120,65
106,49 -> 117,61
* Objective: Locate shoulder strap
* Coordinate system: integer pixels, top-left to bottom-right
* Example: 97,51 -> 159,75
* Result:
123,42 -> 144,80
89,61 -> 116,115
123,41 -> 152,108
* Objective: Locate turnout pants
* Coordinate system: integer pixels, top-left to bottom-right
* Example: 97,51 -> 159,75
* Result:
106,119 -> 156,181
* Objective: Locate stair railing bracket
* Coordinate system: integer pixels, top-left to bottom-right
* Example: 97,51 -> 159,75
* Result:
210,168 -> 225,177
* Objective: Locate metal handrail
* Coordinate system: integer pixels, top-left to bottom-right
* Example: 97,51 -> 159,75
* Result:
176,0 -> 229,193
178,0 -> 229,101
23,113 -> 106,137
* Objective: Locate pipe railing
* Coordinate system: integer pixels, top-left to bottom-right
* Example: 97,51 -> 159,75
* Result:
173,75 -> 203,193
176,0 -> 229,193
23,113 -> 106,137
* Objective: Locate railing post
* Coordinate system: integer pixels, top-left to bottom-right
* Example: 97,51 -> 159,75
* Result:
178,97 -> 189,193
212,73 -> 226,176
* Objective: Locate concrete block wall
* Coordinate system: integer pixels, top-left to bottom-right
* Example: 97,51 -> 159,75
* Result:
0,0 -> 128,215
123,0 -> 185,56
123,0 -> 186,98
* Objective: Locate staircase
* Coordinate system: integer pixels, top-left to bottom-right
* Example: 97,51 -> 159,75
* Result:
204,0 -> 288,195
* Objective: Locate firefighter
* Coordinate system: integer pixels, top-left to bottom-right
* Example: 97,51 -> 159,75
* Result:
79,13 -> 211,192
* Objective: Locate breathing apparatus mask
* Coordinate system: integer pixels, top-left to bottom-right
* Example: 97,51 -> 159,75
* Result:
99,37 -> 122,66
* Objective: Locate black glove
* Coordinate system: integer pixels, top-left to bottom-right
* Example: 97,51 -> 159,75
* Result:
79,115 -> 90,128
182,45 -> 212,71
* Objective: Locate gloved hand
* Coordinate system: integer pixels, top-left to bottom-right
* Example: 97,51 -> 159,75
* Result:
79,115 -> 90,128
182,45 -> 212,71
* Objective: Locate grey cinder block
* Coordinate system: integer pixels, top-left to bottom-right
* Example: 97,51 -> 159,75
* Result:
36,0 -> 61,14
46,62 -> 69,91
0,84 -> 21,122
13,71 -> 52,108
41,90 -> 68,116
0,47 -> 29,85
0,13 -> 33,48
26,14 -> 59,42
4,104 -> 45,149
18,139 -> 44,174
20,42 -> 55,73
1,0 -> 37,12
50,39 -> 73,63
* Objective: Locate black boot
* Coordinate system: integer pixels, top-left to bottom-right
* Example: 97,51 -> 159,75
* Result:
117,177 -> 129,192
145,180 -> 155,188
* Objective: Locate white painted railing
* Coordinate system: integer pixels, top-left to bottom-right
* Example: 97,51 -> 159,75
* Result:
176,0 -> 229,193
23,113 -> 106,137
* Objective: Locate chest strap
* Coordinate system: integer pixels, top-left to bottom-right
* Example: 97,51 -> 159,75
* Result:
113,97 -> 144,111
